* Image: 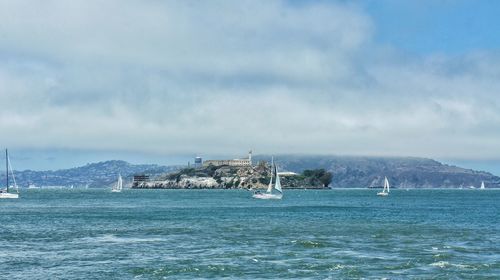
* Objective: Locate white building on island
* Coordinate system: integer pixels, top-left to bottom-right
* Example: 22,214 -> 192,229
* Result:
203,151 -> 253,167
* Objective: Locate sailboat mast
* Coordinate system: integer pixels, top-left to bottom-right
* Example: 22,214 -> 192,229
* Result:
5,149 -> 8,192
270,156 -> 274,175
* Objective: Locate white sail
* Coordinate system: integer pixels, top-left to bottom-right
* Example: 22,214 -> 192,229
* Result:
112,174 -> 123,192
480,181 -> 485,189
118,174 -> 123,191
274,166 -> 282,193
266,176 -> 273,193
266,157 -> 273,193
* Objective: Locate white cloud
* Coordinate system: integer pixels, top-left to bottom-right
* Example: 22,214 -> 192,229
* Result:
0,0 -> 499,160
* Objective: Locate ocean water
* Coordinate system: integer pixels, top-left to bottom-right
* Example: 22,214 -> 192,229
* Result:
0,189 -> 498,279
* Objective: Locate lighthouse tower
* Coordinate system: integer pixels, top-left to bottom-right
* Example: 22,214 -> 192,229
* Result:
248,150 -> 252,166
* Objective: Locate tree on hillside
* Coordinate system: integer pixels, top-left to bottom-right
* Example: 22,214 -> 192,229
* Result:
319,172 -> 333,188
303,169 -> 333,188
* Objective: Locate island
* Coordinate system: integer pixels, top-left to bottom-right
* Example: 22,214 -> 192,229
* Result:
132,160 -> 332,189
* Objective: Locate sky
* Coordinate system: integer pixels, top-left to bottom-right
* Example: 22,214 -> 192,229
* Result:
1,0 -> 500,172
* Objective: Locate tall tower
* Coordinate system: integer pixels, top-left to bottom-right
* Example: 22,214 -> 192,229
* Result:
248,150 -> 252,166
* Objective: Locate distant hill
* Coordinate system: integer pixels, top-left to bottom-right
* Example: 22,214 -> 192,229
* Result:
2,160 -> 181,188
253,155 -> 500,188
4,156 -> 499,189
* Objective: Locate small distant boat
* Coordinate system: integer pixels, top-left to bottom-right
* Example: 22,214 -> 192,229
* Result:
377,176 -> 390,196
0,149 -> 19,199
111,174 -> 123,193
253,158 -> 282,200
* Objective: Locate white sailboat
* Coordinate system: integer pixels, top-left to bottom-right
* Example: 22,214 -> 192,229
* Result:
253,158 -> 283,200
480,181 -> 485,189
0,149 -> 19,199
111,174 -> 123,192
377,176 -> 390,196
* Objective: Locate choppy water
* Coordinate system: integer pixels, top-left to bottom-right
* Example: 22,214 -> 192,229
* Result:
0,189 -> 499,279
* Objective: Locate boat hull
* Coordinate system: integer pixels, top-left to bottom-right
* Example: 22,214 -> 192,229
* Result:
252,193 -> 282,200
0,192 -> 19,199
111,189 -> 121,193
377,192 -> 388,196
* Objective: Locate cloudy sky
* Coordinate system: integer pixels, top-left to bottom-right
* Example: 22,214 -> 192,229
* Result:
1,0 -> 500,171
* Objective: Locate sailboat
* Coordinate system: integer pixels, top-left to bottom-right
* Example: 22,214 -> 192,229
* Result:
377,176 -> 390,196
111,174 -> 123,192
253,158 -> 283,200
0,149 -> 19,199
480,181 -> 485,189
